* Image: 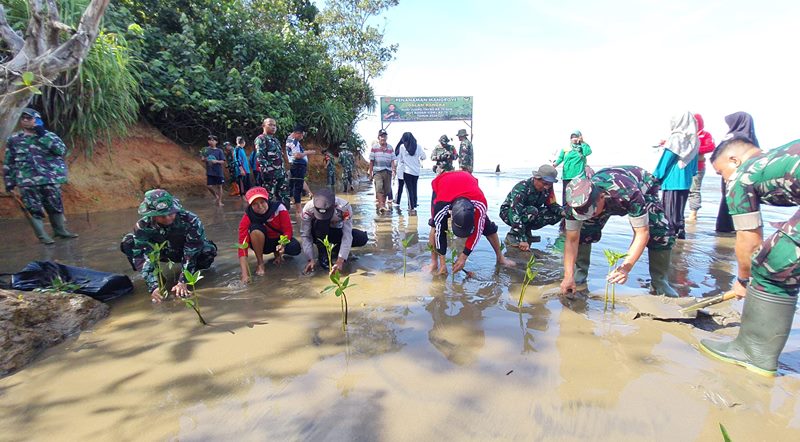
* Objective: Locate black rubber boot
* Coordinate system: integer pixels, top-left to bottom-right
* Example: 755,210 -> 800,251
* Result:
700,286 -> 797,377
51,213 -> 79,238
648,248 -> 678,297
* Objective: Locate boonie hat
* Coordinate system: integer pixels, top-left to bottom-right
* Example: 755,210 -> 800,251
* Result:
533,164 -> 559,183
312,188 -> 336,220
565,178 -> 598,221
439,134 -> 450,144
456,129 -> 468,137
138,189 -> 181,217
450,197 -> 475,238
245,186 -> 269,205
20,108 -> 41,120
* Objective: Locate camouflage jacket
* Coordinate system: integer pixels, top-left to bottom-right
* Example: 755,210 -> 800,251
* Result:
225,149 -> 238,176
254,134 -> 286,176
458,139 -> 474,170
3,130 -> 68,189
130,210 -> 211,291
565,166 -> 660,230
431,144 -> 456,172
502,178 -> 561,217
325,155 -> 336,175
726,140 -> 800,238
339,150 -> 355,171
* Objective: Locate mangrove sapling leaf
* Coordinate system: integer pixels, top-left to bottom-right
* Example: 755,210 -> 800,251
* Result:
34,276 -> 83,294
318,235 -> 335,271
719,423 -> 732,442
278,235 -> 290,247
401,233 -> 416,277
603,249 -> 628,310
518,254 -> 539,307
182,269 -> 207,325
237,240 -> 251,277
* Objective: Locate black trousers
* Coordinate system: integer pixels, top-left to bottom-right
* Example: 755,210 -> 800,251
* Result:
395,178 -> 405,204
716,178 -> 734,232
662,189 -> 689,237
403,173 -> 419,209
311,220 -> 368,260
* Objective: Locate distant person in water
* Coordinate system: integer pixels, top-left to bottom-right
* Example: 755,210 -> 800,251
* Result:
427,171 -> 515,275
237,187 -> 300,284
495,164 -> 501,174
500,164 -> 564,250
686,113 -> 716,222
205,135 -> 226,206
120,189 -> 217,303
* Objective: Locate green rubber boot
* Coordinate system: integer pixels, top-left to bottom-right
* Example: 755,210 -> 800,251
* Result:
648,248 -> 678,297
700,286 -> 797,377
30,217 -> 55,244
574,243 -> 592,285
51,213 -> 79,238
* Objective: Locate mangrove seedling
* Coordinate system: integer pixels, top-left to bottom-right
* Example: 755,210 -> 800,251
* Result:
517,254 -> 539,307
401,233 -> 416,277
318,235 -> 335,272
319,235 -> 355,331
182,269 -> 207,325
278,234 -> 290,247
237,240 -> 251,278
34,276 -> 83,294
603,249 -> 628,310
147,241 -> 169,300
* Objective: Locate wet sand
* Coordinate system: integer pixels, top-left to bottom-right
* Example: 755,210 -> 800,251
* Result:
0,170 -> 798,441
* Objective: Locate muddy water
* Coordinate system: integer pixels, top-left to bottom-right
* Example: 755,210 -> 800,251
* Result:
1,169 -> 799,441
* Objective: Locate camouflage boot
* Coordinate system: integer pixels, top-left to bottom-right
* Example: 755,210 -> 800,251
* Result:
648,248 -> 677,297
51,213 -> 79,238
700,286 -> 796,377
30,217 -> 55,244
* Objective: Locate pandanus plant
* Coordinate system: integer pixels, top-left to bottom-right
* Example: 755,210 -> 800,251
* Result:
147,241 -> 169,300
603,249 -> 628,310
182,269 -> 207,325
401,233 -> 415,277
319,236 -> 355,331
517,254 -> 539,307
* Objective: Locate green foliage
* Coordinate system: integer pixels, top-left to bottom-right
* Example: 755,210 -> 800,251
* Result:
182,269 -> 207,325
278,235 -> 291,247
12,72 -> 42,95
319,236 -> 354,331
237,240 -> 251,278
147,241 -> 169,300
34,276 -> 83,294
719,423 -> 732,442
401,233 -> 415,277
603,249 -> 628,310
518,255 -> 539,307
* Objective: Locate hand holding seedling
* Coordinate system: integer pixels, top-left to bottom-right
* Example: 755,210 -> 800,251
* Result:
604,249 -> 628,309
452,252 -> 468,274
172,282 -> 190,298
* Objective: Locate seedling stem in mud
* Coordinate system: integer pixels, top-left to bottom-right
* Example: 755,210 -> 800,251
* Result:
518,254 -> 539,307
401,233 -> 415,277
320,236 -> 354,331
147,241 -> 169,300
603,249 -> 628,310
182,269 -> 208,325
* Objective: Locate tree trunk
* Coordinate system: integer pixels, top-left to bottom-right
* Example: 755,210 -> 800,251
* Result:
0,0 -> 110,147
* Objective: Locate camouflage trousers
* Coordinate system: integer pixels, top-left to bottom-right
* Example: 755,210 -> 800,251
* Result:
327,169 -> 336,186
579,199 -> 674,250
499,205 -> 562,242
342,169 -> 354,191
20,184 -> 64,218
261,171 -> 291,208
750,209 -> 800,297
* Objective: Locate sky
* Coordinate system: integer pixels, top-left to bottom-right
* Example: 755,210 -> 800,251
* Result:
352,0 -> 800,171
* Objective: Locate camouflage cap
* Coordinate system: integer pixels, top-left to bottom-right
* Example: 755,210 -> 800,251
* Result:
439,134 -> 451,144
456,129 -> 468,137
339,142 -> 348,149
138,189 -> 181,217
20,108 -> 41,120
565,178 -> 598,220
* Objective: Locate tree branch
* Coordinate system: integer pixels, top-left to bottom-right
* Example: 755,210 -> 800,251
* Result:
40,0 -> 109,76
45,0 -> 64,46
0,6 -> 24,55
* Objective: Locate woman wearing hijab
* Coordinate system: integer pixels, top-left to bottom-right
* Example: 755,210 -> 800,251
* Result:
716,112 -> 760,233
395,132 -> 426,213
553,130 -> 592,205
653,111 -> 699,239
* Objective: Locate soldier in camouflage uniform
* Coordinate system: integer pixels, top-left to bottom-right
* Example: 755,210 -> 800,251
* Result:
500,164 -> 564,250
3,108 -> 78,244
700,136 -> 800,376
456,129 -> 474,173
560,165 -> 677,297
324,152 -> 336,188
120,189 -> 217,303
338,143 -> 356,192
254,118 -> 290,208
431,135 -> 457,174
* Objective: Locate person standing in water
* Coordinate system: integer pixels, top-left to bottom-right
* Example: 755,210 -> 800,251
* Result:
456,129 -> 474,173
716,112 -> 759,233
700,136 -> 799,377
686,113 -> 716,222
653,111 -> 699,239
553,130 -> 592,204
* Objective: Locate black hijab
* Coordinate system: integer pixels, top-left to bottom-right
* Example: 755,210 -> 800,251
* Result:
396,132 -> 417,156
724,112 -> 759,147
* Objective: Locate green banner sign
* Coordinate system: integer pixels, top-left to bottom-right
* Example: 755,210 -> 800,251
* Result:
380,96 -> 473,122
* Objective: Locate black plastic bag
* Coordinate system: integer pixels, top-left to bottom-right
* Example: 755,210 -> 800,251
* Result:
8,261 -> 133,302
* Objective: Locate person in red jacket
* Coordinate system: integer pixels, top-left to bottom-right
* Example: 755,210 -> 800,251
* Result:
238,187 -> 301,283
686,113 -> 716,222
427,171 -> 515,275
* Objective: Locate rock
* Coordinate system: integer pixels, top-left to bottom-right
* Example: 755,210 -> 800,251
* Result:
0,289 -> 109,377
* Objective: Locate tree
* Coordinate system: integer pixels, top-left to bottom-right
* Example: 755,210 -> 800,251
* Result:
0,0 -> 110,146
318,0 -> 399,83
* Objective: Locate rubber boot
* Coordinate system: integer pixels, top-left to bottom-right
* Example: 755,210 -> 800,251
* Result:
30,217 -> 55,244
574,243 -> 592,285
229,182 -> 240,196
648,248 -> 678,297
700,286 -> 797,377
51,213 -> 79,238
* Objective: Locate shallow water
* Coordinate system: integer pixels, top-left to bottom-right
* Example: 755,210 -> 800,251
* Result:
1,169 -> 799,441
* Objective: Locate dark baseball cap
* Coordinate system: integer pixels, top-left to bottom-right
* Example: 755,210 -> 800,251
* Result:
450,197 -> 475,238
565,178 -> 598,220
378,129 -> 388,136
533,164 -> 559,183
312,188 -> 336,220
293,124 -> 306,133
20,108 -> 41,119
